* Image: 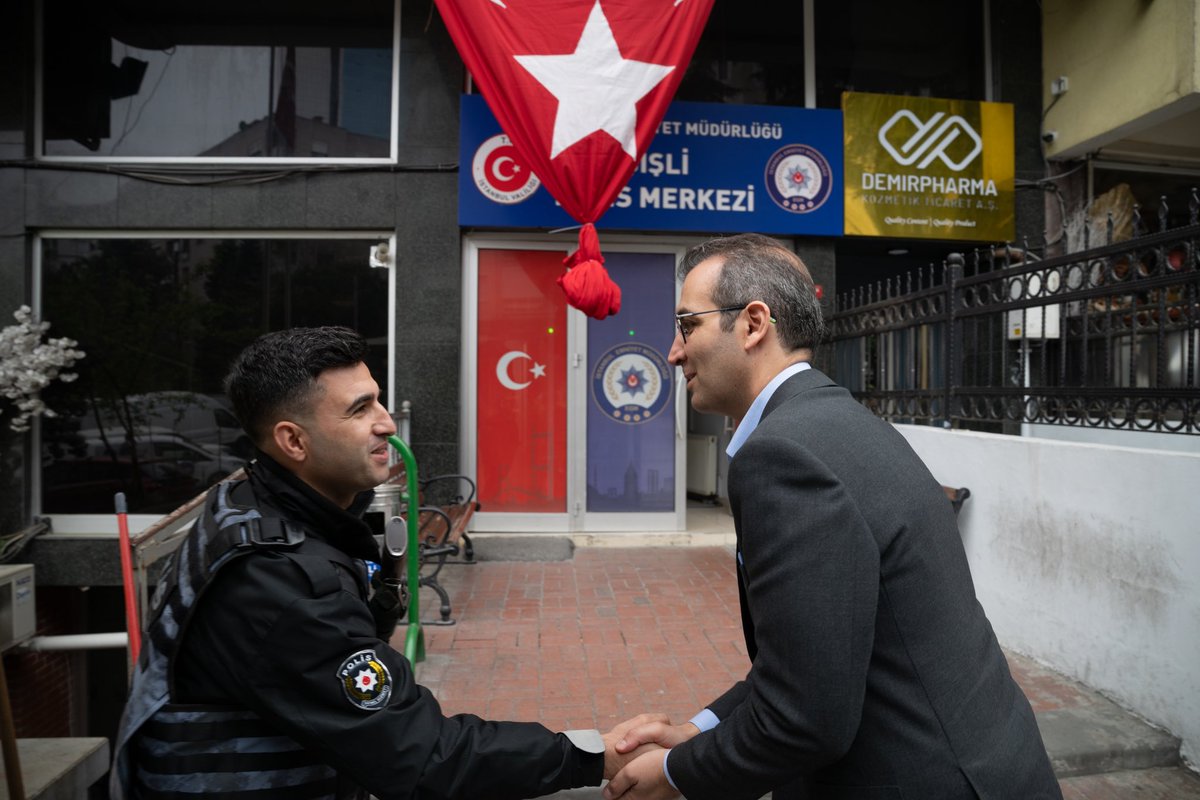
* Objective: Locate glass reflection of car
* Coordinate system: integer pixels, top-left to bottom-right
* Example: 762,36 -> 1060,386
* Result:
41,454 -> 199,515
79,428 -> 244,489
43,428 -> 247,515
106,392 -> 251,458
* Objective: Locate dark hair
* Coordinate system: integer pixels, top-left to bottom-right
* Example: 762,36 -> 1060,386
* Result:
224,326 -> 369,445
678,233 -> 825,351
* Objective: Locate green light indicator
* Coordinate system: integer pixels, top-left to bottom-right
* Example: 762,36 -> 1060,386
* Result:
547,327 -> 555,334
628,329 -> 636,336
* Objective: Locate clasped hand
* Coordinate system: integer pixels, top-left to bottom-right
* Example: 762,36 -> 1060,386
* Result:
601,714 -> 700,800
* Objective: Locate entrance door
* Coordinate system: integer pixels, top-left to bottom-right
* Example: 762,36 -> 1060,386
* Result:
465,238 -> 686,532
577,248 -> 683,531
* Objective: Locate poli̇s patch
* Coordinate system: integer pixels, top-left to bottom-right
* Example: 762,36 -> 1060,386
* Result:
337,649 -> 392,711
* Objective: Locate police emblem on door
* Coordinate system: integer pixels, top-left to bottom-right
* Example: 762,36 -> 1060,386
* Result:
591,343 -> 671,424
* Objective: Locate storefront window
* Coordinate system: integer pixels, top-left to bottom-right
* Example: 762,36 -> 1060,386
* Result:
815,0 -> 985,108
41,0 -> 396,159
675,1 -> 805,106
38,237 -> 389,514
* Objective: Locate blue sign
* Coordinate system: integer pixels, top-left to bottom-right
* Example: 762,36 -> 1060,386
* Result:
459,95 -> 843,236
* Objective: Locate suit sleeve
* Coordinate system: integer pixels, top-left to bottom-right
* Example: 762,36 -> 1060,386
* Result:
669,435 -> 880,800
180,552 -> 600,800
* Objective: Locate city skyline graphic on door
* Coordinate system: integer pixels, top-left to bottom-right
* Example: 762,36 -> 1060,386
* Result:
586,252 -> 676,512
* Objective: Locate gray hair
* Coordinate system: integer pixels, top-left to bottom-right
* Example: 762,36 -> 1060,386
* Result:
677,233 -> 825,351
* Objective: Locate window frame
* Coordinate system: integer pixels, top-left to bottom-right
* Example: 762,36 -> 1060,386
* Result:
33,0 -> 403,165
32,229 -> 398,533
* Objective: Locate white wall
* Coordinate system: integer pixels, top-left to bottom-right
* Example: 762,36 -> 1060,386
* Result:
895,424 -> 1200,766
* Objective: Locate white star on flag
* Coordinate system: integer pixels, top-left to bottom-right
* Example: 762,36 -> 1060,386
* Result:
514,1 -> 675,159
531,363 -> 546,378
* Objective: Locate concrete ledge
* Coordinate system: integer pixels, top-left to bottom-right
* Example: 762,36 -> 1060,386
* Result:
20,536 -> 126,587
1039,700 -> 1182,778
570,531 -> 736,548
465,531 -> 738,558
0,737 -> 110,800
467,535 -> 574,562
1058,765 -> 1200,794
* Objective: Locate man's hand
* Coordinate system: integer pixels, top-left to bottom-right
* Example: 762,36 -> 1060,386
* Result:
602,713 -> 669,780
614,719 -> 700,754
603,750 -> 679,800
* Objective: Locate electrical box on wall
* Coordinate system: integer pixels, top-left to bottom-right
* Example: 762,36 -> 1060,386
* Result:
1007,269 -> 1062,340
0,564 -> 36,652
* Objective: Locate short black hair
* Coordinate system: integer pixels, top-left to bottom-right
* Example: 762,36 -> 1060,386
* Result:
224,326 -> 369,446
678,233 -> 825,351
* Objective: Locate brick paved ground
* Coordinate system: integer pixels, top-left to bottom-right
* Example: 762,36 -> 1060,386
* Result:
400,546 -> 1200,797
407,548 -> 747,732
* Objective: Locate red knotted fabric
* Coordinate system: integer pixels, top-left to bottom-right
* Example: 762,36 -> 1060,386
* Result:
558,222 -> 619,319
434,0 -> 713,319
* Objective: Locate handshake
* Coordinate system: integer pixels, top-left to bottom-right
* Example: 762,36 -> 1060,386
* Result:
596,713 -> 700,800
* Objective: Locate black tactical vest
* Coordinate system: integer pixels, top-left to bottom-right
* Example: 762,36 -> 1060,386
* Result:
110,479 -> 369,800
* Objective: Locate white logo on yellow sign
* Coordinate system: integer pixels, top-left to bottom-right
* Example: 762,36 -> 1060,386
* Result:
878,110 -> 982,172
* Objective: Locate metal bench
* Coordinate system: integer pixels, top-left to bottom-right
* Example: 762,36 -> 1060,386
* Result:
370,464 -> 479,627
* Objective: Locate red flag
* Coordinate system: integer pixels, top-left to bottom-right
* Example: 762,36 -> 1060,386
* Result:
477,249 -> 568,512
435,0 -> 713,318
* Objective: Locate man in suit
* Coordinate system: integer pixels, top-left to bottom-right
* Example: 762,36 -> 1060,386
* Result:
605,234 -> 1061,800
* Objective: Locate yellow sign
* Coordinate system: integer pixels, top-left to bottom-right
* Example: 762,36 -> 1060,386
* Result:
843,92 -> 1014,241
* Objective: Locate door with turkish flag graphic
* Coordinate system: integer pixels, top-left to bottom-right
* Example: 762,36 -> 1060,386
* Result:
470,240 -> 687,532
476,248 -> 568,514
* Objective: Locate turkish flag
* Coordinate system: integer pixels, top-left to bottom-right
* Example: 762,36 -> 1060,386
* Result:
476,249 -> 568,512
436,0 -> 713,317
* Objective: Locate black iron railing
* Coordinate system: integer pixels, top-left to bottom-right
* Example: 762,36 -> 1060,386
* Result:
827,191 -> 1200,435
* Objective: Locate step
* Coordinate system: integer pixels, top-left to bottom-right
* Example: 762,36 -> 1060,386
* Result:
1038,699 -> 1182,779
1060,766 -> 1200,799
0,737 -> 110,800
1007,651 -> 1183,779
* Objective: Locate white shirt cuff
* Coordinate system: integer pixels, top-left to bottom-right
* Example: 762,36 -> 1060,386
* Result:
562,729 -> 604,754
661,749 -> 677,790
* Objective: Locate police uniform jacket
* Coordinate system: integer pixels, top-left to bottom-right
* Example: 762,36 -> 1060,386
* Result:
114,452 -> 602,800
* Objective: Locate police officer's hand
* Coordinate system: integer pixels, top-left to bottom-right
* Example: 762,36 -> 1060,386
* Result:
604,750 -> 679,800
602,713 -> 669,781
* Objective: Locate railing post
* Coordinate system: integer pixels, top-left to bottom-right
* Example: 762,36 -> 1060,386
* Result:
945,253 -> 964,428
387,434 -> 424,665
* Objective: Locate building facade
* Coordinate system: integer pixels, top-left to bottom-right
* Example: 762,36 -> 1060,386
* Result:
6,0 -> 1195,755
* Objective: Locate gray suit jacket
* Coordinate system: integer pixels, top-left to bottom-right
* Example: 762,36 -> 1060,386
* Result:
669,368 -> 1060,800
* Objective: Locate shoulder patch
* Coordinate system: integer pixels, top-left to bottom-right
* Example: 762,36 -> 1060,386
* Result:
337,649 -> 392,711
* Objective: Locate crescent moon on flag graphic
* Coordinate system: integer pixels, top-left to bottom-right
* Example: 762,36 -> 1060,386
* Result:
489,153 -> 519,183
496,350 -> 546,391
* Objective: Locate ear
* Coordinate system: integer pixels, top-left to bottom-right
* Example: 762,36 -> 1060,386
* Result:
271,420 -> 309,465
742,300 -> 774,351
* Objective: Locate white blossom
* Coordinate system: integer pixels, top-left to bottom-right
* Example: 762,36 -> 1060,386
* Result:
0,306 -> 86,432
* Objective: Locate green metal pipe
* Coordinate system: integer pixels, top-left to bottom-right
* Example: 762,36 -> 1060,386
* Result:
386,434 -> 424,665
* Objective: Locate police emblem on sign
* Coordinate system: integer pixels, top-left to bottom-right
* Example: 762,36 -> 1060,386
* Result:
591,343 -> 672,424
764,144 -> 832,213
337,649 -> 392,711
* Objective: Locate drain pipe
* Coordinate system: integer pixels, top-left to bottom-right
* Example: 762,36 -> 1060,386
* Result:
20,633 -> 128,651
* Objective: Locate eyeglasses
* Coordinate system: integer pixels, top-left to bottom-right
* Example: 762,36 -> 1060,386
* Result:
674,305 -> 747,343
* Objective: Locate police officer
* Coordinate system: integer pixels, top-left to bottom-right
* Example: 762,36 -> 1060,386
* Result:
111,326 -> 658,799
